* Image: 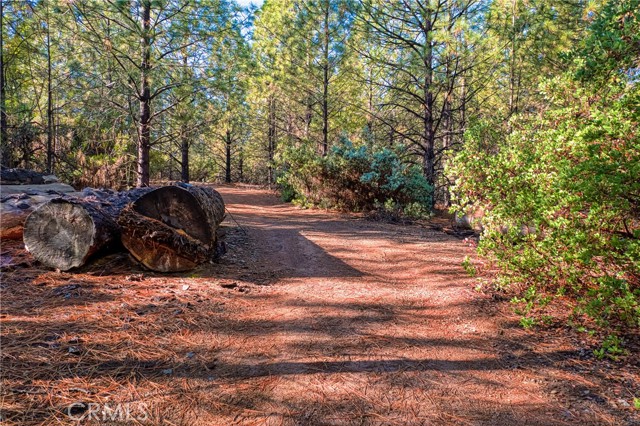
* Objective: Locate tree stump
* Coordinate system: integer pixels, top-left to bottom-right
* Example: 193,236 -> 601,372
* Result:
118,184 -> 225,272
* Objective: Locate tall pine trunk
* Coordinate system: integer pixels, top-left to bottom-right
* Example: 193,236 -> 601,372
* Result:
508,0 -> 518,117
137,0 -> 152,187
442,92 -> 452,207
267,93 -> 276,185
225,129 -> 231,183
46,1 -> 54,174
321,0 -> 329,156
0,0 -> 9,167
422,14 -> 435,205
238,145 -> 244,182
180,53 -> 189,183
181,124 -> 189,182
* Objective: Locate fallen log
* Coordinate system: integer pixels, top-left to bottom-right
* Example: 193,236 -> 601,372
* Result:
1,188 -> 80,240
22,188 -> 152,271
0,183 -> 75,196
1,167 -> 58,184
118,184 -> 225,272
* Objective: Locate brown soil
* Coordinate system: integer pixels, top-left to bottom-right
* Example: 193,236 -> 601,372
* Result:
1,185 -> 638,425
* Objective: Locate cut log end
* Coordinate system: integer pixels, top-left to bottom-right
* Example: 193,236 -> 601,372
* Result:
118,185 -> 225,272
21,188 -> 154,270
23,200 -> 98,271
119,204 -> 210,272
132,185 -> 214,244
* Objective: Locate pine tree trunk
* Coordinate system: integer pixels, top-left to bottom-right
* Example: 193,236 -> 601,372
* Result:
238,146 -> 244,182
181,125 -> 189,183
137,0 -> 152,187
0,0 -> 9,167
321,0 -> 330,156
422,13 -> 436,207
46,1 -> 54,174
225,130 -> 231,183
180,53 -> 189,183
267,94 -> 276,185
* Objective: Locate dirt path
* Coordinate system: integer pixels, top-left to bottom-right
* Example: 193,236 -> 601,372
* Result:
1,185 -> 637,425
204,186 -> 632,425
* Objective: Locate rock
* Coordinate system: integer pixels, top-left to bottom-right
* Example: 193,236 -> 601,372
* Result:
221,282 -> 238,289
617,399 -> 630,408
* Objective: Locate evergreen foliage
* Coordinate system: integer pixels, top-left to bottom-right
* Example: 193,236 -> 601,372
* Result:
278,138 -> 432,212
450,0 -> 640,327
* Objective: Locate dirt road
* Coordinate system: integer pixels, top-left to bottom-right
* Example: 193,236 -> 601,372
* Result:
1,185 -> 637,425
204,186 -> 634,425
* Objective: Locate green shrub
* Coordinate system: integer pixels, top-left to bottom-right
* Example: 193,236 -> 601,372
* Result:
278,180 -> 297,202
449,1 -> 640,333
403,202 -> 432,220
452,78 -> 640,329
462,256 -> 477,277
277,138 -> 433,214
593,335 -> 626,360
275,143 -> 322,205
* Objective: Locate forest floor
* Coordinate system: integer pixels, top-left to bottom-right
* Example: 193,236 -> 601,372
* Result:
1,185 -> 639,425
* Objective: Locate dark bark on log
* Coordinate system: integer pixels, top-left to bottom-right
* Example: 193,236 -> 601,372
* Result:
1,189 -> 80,240
1,183 -> 75,195
22,188 -> 152,271
118,184 -> 225,272
1,167 -> 59,184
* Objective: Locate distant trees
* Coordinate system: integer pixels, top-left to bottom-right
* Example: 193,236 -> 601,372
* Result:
69,0 -> 236,186
250,0 -> 358,161
247,0 -> 491,207
0,0 -> 501,193
357,0 -> 485,204
1,0 -> 245,187
0,1 -> 72,171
